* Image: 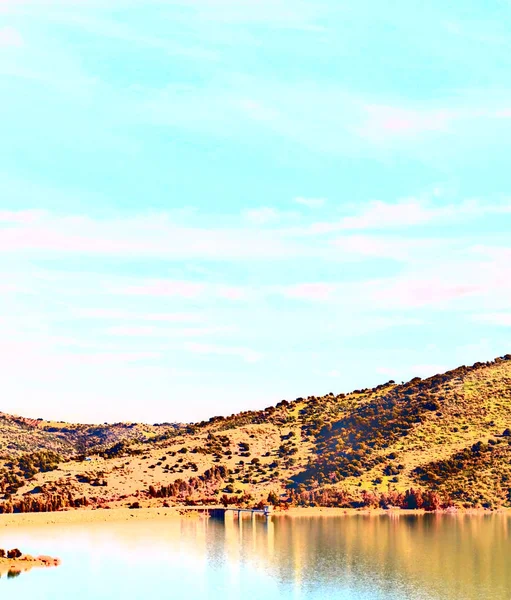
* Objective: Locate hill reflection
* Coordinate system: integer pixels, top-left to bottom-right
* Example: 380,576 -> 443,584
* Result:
211,513 -> 511,599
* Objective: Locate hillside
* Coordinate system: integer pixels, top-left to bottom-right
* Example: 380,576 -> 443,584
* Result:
1,354 -> 510,512
0,413 -> 182,458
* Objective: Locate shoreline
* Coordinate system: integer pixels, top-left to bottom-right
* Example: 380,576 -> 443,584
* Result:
278,507 -> 511,517
0,505 -> 509,527
0,555 -> 60,577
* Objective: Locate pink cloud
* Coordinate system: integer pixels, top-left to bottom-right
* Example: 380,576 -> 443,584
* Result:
374,278 -> 483,308
0,210 -> 45,224
217,286 -> 249,300
360,105 -> 452,140
0,27 -> 23,47
281,282 -> 336,301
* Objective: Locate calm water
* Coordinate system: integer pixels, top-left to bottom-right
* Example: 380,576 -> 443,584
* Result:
1,514 -> 510,599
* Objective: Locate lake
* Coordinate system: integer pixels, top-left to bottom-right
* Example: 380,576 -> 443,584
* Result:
1,513 -> 510,599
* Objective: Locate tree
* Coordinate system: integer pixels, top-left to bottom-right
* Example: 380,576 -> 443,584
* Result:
267,491 -> 279,506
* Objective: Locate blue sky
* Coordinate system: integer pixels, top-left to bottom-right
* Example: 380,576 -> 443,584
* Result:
0,0 -> 510,423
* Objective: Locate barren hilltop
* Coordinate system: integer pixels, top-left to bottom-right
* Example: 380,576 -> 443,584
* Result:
1,354 -> 510,513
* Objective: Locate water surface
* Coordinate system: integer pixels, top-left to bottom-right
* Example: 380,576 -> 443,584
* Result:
1,513 -> 510,599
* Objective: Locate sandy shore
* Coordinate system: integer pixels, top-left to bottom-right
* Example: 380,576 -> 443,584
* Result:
0,506 -> 209,528
0,505 -> 506,528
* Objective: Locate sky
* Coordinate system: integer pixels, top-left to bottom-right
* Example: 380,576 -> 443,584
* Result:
0,0 -> 510,424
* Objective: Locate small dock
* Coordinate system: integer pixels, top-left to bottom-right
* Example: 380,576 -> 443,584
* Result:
209,506 -> 273,520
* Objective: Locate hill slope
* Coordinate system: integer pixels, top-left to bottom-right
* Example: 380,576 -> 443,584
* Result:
1,354 -> 510,512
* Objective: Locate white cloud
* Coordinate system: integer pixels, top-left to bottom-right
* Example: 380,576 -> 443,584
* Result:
243,207 -> 280,225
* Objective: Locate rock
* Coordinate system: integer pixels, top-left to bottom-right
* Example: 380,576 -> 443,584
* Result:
36,555 -> 61,566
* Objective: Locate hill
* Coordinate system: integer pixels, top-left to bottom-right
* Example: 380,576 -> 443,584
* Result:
0,413 -> 182,458
0,354 -> 510,513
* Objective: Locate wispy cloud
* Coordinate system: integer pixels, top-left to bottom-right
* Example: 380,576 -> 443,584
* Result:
295,196 -> 326,209
73,309 -> 203,323
306,199 -> 511,233
184,342 -> 262,363
2,204 -> 502,266
107,325 -> 233,337
0,210 -> 312,260
109,279 -> 205,299
108,279 -> 249,301
280,282 -> 337,301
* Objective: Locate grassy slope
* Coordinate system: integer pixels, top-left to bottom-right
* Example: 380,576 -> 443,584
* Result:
1,354 -> 510,509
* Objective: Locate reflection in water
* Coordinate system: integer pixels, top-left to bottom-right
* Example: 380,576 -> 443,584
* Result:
1,514 -> 510,599
8,570 -> 21,579
0,564 -> 35,580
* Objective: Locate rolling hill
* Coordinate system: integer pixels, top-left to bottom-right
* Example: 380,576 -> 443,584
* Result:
1,354 -> 510,512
